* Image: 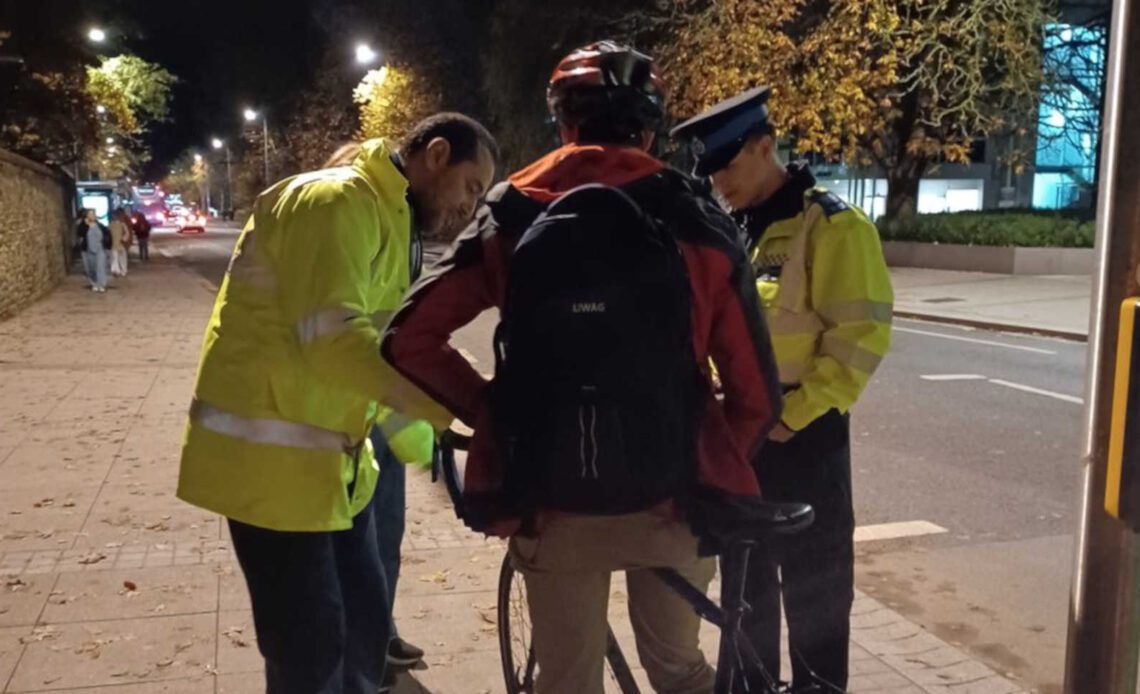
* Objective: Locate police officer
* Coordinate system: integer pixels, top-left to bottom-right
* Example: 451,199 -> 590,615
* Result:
673,87 -> 893,692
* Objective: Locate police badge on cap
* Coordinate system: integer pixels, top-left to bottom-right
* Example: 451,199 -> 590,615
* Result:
670,86 -> 773,177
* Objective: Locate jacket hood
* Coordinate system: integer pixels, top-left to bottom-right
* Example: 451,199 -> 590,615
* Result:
508,144 -> 665,203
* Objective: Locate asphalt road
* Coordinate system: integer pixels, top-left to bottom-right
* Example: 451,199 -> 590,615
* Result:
155,226 -> 1087,692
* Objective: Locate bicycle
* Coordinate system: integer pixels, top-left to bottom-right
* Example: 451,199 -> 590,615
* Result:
434,430 -> 842,694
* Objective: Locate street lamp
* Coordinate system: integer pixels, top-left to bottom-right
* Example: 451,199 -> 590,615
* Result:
96,104 -> 106,115
87,27 -> 106,43
105,137 -> 114,145
243,107 -> 270,185
355,43 -> 378,65
212,137 -> 232,218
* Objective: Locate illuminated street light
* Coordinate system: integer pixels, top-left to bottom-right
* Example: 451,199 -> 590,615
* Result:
211,137 -> 224,149
243,108 -> 258,122
194,153 -> 203,163
105,137 -> 114,145
355,43 -> 378,65
96,104 -> 106,115
87,27 -> 107,43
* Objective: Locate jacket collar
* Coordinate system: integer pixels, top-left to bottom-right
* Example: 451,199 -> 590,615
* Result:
353,138 -> 410,209
736,162 -> 815,245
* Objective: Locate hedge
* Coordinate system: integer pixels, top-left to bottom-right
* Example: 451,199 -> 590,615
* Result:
879,210 -> 1096,248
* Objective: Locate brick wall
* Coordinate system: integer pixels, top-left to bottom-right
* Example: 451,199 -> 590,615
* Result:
0,149 -> 73,319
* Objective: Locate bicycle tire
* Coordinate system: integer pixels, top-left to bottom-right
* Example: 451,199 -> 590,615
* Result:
498,553 -> 537,693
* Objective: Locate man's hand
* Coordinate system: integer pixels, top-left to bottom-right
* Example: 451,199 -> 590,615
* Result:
768,422 -> 796,443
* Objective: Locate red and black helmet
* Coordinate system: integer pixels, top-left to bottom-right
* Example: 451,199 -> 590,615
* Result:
547,41 -> 667,136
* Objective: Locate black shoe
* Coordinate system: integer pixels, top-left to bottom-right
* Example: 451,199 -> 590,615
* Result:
387,636 -> 425,668
377,668 -> 397,693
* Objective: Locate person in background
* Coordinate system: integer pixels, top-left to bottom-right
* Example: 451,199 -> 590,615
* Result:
109,208 -> 133,277
321,141 -> 432,688
131,210 -> 152,262
76,208 -> 110,293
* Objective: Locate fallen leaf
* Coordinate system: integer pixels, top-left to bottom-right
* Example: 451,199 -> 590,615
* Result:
5,577 -> 27,592
33,498 -> 54,508
123,581 -> 138,592
156,658 -> 175,668
62,500 -> 76,508
78,552 -> 107,565
223,626 -> 250,648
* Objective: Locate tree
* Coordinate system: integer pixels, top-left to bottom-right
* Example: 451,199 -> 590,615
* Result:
0,31 -> 95,167
354,65 -> 441,142
82,54 -> 175,179
666,0 -> 1051,220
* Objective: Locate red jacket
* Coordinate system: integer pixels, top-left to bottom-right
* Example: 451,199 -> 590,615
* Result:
381,144 -> 782,534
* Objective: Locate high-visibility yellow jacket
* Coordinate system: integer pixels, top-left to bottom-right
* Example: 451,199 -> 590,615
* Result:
746,184 -> 893,432
177,139 -> 447,532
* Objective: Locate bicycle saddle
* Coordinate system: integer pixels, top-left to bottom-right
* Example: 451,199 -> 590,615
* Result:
695,496 -> 815,545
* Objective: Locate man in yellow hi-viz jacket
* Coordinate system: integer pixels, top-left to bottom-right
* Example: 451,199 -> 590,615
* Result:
177,113 -> 497,694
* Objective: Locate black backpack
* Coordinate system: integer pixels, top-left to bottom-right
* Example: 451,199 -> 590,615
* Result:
493,183 -> 704,515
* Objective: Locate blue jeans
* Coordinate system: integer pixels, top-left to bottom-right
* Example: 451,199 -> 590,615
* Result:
370,427 -> 406,631
82,250 -> 107,289
229,502 -> 391,694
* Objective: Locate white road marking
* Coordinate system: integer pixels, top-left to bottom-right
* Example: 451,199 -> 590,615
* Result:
894,326 -> 1057,355
854,520 -> 948,543
988,379 -> 1084,405
920,374 -> 988,381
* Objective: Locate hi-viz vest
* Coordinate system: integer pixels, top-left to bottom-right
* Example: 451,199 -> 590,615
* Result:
177,139 -> 441,532
747,188 -> 894,432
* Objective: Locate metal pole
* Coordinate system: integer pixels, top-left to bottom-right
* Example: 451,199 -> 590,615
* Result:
1064,0 -> 1140,690
262,117 -> 270,185
225,147 -> 232,216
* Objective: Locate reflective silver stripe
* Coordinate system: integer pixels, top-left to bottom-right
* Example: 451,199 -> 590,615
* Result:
767,310 -> 826,335
190,399 -> 355,453
295,308 -> 360,344
820,334 -> 884,374
818,300 -> 893,327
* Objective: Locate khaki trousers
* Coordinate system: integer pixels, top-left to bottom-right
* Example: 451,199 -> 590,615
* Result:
510,511 -> 717,694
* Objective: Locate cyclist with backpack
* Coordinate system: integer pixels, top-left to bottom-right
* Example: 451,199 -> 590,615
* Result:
381,42 -> 783,693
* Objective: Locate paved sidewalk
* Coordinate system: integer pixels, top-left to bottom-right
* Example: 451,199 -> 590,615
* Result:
0,259 -> 1030,693
890,268 -> 1091,339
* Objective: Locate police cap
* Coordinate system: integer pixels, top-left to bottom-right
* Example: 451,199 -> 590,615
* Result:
670,86 -> 772,177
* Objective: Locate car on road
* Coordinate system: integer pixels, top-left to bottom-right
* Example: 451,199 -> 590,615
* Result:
177,211 -> 208,234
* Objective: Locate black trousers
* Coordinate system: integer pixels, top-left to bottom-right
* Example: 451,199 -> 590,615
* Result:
229,502 -> 391,694
741,410 -> 855,691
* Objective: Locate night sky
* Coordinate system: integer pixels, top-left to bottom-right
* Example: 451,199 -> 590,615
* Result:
2,0 -> 384,176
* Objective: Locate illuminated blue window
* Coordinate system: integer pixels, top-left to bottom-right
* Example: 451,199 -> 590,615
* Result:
1033,23 -> 1106,209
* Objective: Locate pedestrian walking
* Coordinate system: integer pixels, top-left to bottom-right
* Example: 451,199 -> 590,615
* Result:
673,86 -> 894,692
177,114 -> 497,694
76,208 -> 110,293
131,210 -> 152,262
109,208 -> 132,277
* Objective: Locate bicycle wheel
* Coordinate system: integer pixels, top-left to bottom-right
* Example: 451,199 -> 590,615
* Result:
498,553 -> 537,693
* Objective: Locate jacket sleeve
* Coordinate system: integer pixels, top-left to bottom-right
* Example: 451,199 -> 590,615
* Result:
380,217 -> 499,429
781,209 -> 893,431
706,242 -> 785,462
273,187 -> 452,430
